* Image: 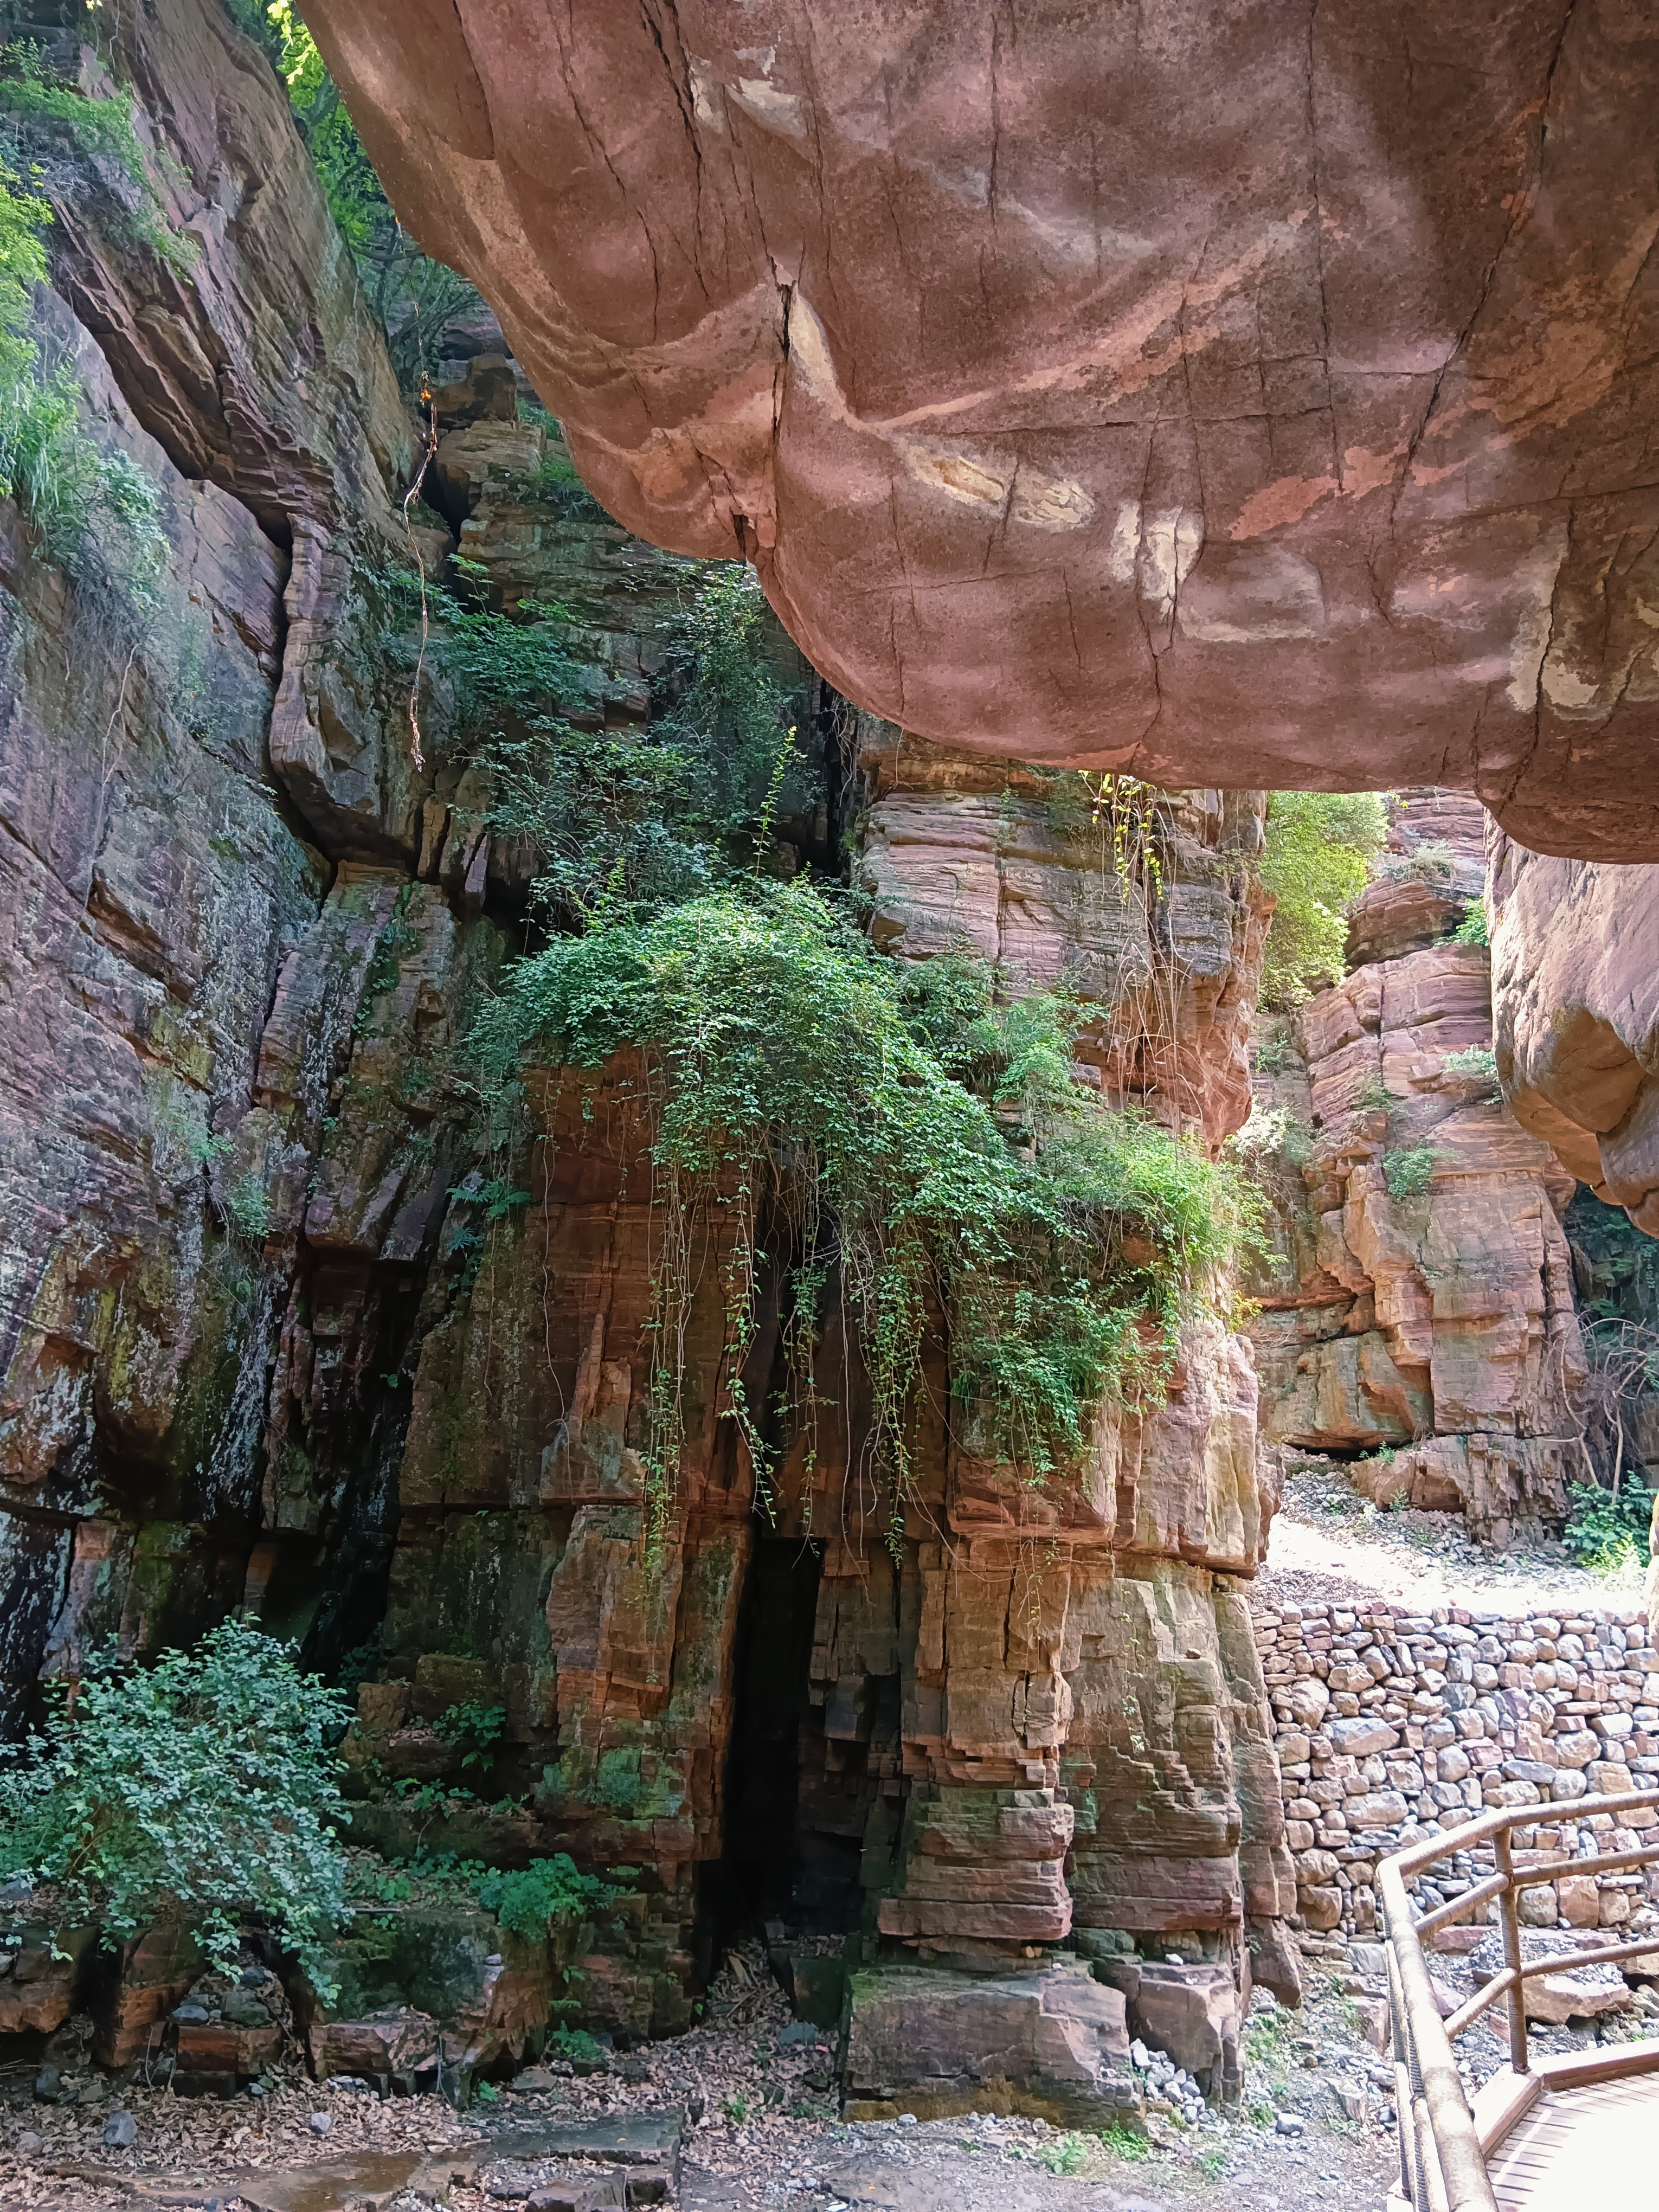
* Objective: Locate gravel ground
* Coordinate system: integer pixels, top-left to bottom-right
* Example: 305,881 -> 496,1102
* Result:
1258,1458 -> 1650,1617
0,1958 -> 1401,2212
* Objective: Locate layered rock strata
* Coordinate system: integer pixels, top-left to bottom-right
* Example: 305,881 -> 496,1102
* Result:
1248,794 -> 1585,1544
1252,1594 -> 1659,1954
1489,834 -> 1659,1239
343,744 -> 1299,2095
2,0 -> 1301,2110
307,0 -> 1659,859
0,0 -> 431,1720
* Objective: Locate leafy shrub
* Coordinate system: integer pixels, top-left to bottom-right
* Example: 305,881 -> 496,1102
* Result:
548,2024 -> 608,2066
1452,898 -> 1490,947
474,883 -> 1261,1554
1377,839 -> 1456,883
222,1170 -> 273,1243
1355,1073 -> 1395,1113
434,1700 -> 506,1771
0,39 -> 196,272
514,420 -> 610,523
0,157 -> 167,584
401,561 -> 808,924
0,1620 -> 352,1993
1564,1480 -> 1654,1578
1257,792 -> 1389,1005
1382,1145 -> 1442,1199
473,1855 -> 617,1939
1442,1045 -> 1499,1096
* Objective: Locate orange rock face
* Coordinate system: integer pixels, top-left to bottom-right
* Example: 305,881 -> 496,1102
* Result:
1249,794 -> 1585,1541
365,749 -> 1298,2035
1489,832 -> 1659,1238
306,0 -> 1659,859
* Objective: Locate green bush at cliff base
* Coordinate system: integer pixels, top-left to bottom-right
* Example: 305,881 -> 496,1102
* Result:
0,1619 -> 353,1998
1257,792 -> 1390,1005
473,1855 -> 617,1939
474,883 -> 1261,1553
1564,1480 -> 1654,1578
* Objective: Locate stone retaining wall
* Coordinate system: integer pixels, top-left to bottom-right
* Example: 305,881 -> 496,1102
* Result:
1250,1595 -> 1659,1943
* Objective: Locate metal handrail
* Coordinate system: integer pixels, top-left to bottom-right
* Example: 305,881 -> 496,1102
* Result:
1377,1783 -> 1659,2212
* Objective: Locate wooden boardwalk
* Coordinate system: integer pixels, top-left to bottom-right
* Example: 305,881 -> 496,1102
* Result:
1484,2067 -> 1659,2211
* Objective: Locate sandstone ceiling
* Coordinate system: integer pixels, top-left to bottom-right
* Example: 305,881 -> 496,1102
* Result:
306,1 -> 1659,860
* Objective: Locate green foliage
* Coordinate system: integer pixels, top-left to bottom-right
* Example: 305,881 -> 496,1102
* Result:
1257,792 -> 1390,1006
418,562 -> 807,925
222,1170 -> 273,1243
354,914 -> 418,1034
1355,1073 -> 1395,1113
514,416 -> 609,523
1378,838 -> 1455,883
1564,1480 -> 1654,1578
1452,898 -> 1490,947
1039,2134 -> 1095,2175
547,2024 -> 608,2066
433,1700 -> 506,1771
235,3 -> 478,382
0,1620 -> 352,1995
0,155 -> 166,586
473,1854 -> 618,1939
654,566 -> 811,843
1094,2122 -> 1151,2162
1254,1034 -> 1291,1076
1442,1045 -> 1499,1096
1382,1144 -> 1442,1199
473,882 -> 1261,1557
0,38 -> 196,272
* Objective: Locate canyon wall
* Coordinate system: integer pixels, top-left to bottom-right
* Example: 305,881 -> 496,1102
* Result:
1246,794 -> 1586,1545
1489,835 -> 1659,1240
345,744 -> 1301,2085
305,0 -> 1659,860
2,0 -> 1296,2103
0,0 -> 433,1722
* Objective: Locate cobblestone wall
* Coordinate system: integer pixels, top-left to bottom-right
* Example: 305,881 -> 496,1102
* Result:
1251,1596 -> 1659,1943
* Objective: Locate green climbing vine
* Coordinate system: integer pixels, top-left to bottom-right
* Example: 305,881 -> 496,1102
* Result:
473,883 -> 1262,1562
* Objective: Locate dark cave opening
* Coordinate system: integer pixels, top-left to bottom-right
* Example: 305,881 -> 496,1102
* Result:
700,1534 -> 825,1972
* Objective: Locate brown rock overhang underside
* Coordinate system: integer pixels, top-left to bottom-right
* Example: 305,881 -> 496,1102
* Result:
306,1 -> 1659,860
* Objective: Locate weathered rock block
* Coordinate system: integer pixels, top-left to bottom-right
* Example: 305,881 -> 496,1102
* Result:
842,1960 -> 1139,2126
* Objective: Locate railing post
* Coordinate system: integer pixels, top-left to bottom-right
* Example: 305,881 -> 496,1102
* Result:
1492,1825 -> 1529,2077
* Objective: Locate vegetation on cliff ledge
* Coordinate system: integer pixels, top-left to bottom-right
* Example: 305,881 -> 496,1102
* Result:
477,883 -> 1261,1557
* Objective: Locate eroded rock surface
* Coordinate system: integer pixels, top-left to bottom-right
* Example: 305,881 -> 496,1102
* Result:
1248,794 -> 1585,1543
307,0 -> 1659,858
1490,833 -> 1659,1238
342,747 -> 1297,2069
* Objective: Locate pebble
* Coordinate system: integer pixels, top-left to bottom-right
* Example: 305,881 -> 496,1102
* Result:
309,2110 -> 333,2135
104,2111 -> 138,2149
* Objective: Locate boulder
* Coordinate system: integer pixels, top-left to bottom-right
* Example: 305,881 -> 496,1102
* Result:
1469,1931 -> 1635,2026
841,1960 -> 1140,2127
1092,1959 -> 1242,2104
